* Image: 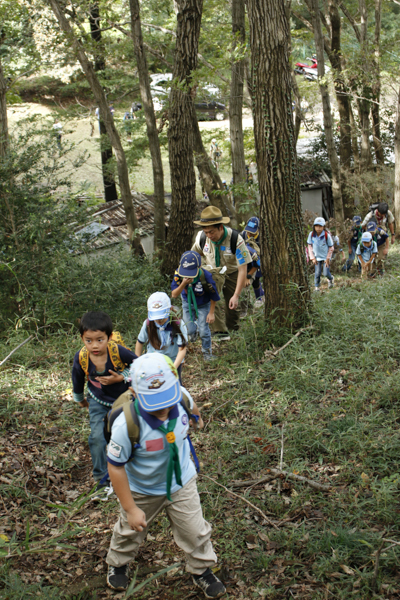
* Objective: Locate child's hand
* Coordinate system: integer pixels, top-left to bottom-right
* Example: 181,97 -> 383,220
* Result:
182,277 -> 194,287
244,279 -> 251,287
312,258 -> 317,265
79,399 -> 89,408
325,259 -> 330,267
96,370 -> 124,385
126,506 -> 147,532
206,312 -> 215,324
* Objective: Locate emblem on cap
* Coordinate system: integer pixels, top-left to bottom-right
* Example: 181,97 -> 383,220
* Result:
152,302 -> 162,309
148,378 -> 165,389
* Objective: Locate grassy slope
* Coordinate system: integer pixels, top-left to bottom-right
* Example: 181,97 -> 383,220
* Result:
1,250 -> 400,599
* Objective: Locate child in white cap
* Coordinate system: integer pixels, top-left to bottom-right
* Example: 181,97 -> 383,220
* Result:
105,354 -> 226,598
307,217 -> 335,291
135,292 -> 188,384
356,232 -> 378,279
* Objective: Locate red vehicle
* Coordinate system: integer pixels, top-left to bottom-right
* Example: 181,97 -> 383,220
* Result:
294,57 -> 318,75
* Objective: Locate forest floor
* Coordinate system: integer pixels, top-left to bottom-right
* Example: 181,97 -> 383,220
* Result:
1,249 -> 400,600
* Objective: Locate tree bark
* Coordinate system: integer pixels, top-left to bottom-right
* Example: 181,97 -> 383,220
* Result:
129,0 -> 165,249
247,0 -> 311,328
47,0 -> 141,252
161,0 -> 203,277
357,0 -> 373,170
371,0 -> 384,165
89,3 -> 105,71
312,0 -> 344,221
229,0 -> 248,221
191,107 -> 237,225
394,87 -> 400,223
0,53 -> 8,158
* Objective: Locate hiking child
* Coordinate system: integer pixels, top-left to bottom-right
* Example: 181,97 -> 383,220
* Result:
343,216 -> 363,272
356,232 -> 378,279
105,354 -> 226,598
72,311 -> 137,499
171,251 -> 220,362
366,221 -> 388,275
135,292 -> 188,384
307,217 -> 335,291
241,217 -> 265,306
361,202 -> 395,243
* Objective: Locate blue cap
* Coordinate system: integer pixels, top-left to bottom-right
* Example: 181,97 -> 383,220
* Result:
177,251 -> 201,278
129,354 -> 181,411
366,221 -> 377,232
147,292 -> 171,321
244,217 -> 260,233
352,216 -> 362,225
361,232 -> 372,242
314,217 -> 325,226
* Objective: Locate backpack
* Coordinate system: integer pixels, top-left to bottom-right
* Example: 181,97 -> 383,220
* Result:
198,270 -> 215,294
103,390 -> 199,469
199,229 -> 239,255
79,331 -> 130,378
242,232 -> 260,256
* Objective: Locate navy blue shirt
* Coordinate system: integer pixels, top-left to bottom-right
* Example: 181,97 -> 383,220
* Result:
373,227 -> 389,247
350,226 -> 362,247
171,268 -> 220,307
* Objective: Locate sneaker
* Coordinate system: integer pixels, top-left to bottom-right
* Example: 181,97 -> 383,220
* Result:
211,332 -> 231,341
239,309 -> 248,319
314,287 -> 320,292
107,564 -> 130,590
202,352 -> 214,362
254,297 -> 265,308
192,568 -> 226,598
92,479 -> 114,501
328,276 -> 334,289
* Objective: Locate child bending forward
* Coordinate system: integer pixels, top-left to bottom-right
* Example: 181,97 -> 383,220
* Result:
106,354 -> 226,599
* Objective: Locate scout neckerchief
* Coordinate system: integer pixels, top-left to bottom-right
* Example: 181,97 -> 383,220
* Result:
155,318 -> 170,349
186,271 -> 201,322
135,399 -> 182,501
211,226 -> 228,267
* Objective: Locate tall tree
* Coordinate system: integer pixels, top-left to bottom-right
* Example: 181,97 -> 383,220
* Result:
161,0 -> 203,276
247,0 -> 310,328
371,0 -> 384,165
394,86 -> 400,224
89,3 -> 118,203
229,0 -> 248,221
47,0 -> 141,251
0,53 -> 8,158
129,0 -> 165,249
311,0 -> 344,221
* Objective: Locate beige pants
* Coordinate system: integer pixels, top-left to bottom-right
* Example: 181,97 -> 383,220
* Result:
106,476 -> 217,574
211,270 -> 240,333
376,245 -> 386,272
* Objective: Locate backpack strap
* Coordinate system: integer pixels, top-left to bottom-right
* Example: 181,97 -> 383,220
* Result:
199,270 -> 215,294
108,340 -> 125,372
230,229 -> 239,254
111,331 -> 130,349
123,402 -> 140,455
199,230 -> 206,251
79,346 -> 89,377
104,391 -> 140,460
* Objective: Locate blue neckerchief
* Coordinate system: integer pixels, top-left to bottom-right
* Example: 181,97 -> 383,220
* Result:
155,318 -> 171,349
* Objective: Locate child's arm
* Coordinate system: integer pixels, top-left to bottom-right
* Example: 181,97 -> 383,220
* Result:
245,266 -> 258,287
206,299 -> 216,324
307,244 -> 316,264
190,400 -> 204,429
340,250 -> 346,262
72,354 -> 89,408
174,345 -> 187,368
171,278 -> 193,298
108,464 -> 147,531
135,341 -> 144,356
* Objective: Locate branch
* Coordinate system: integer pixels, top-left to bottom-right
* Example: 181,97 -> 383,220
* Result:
337,1 -> 361,43
142,22 -> 176,36
111,22 -> 173,69
267,468 -> 331,491
264,326 -> 314,358
0,336 -> 33,367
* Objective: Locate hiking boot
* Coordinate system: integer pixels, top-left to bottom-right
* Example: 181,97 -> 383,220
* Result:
328,276 -> 334,289
92,479 -> 114,501
239,308 -> 248,319
107,564 -> 130,590
202,351 -> 214,362
314,287 -> 320,292
193,568 -> 226,598
211,332 -> 231,342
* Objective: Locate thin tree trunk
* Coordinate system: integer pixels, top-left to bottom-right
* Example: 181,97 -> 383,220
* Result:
357,0 -> 373,170
129,0 -> 165,249
247,0 -> 310,328
0,53 -> 8,158
349,102 -> 360,171
161,0 -> 203,276
48,0 -> 141,251
371,0 -> 384,165
312,0 -> 344,221
191,108 -> 237,224
89,3 -> 105,71
394,87 -> 400,223
229,0 -> 248,221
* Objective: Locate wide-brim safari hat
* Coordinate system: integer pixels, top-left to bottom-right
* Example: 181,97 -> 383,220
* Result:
193,206 -> 230,227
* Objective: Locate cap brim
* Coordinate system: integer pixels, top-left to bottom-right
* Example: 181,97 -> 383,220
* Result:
244,225 -> 258,233
136,380 -> 182,411
177,265 -> 199,278
148,309 -> 170,320
193,217 -> 230,226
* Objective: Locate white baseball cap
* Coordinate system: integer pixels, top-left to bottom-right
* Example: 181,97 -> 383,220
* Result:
129,354 -> 181,411
147,292 -> 171,321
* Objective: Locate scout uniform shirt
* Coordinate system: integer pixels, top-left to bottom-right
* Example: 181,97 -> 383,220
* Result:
361,210 -> 395,230
192,228 -> 252,275
356,240 -> 378,262
170,269 -> 220,306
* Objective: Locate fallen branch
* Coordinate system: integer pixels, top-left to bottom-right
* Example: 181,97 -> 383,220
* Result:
267,468 -> 331,491
0,335 -> 33,367
264,326 -> 314,359
123,562 -> 182,599
201,474 -> 280,530
232,475 -> 277,488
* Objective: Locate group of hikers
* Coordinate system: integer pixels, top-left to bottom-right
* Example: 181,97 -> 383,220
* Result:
70,201 -> 395,597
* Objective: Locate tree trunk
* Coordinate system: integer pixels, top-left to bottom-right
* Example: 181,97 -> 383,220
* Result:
349,102 -> 360,171
191,107 -> 237,225
48,0 -> 141,252
89,3 -> 105,71
229,0 -> 248,221
0,54 -> 8,158
247,0 -> 311,328
312,0 -> 344,221
129,0 -> 165,249
394,87 -> 400,223
371,0 -> 384,165
357,0 -> 373,170
161,0 -> 203,277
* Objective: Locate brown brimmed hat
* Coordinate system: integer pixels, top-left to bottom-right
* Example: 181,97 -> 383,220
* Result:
193,206 -> 230,227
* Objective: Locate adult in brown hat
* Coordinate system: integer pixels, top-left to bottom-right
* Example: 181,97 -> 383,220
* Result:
192,207 -> 252,340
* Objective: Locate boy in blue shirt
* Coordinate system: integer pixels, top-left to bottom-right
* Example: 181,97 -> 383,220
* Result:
72,311 -> 137,499
356,232 -> 378,279
171,251 -> 220,361
343,216 -> 362,272
106,354 -> 226,598
307,217 -> 334,291
366,221 -> 389,275
241,217 -> 265,306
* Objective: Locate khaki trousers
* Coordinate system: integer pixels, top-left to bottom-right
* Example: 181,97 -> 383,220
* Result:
211,270 -> 240,333
106,476 -> 217,575
376,245 -> 386,271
